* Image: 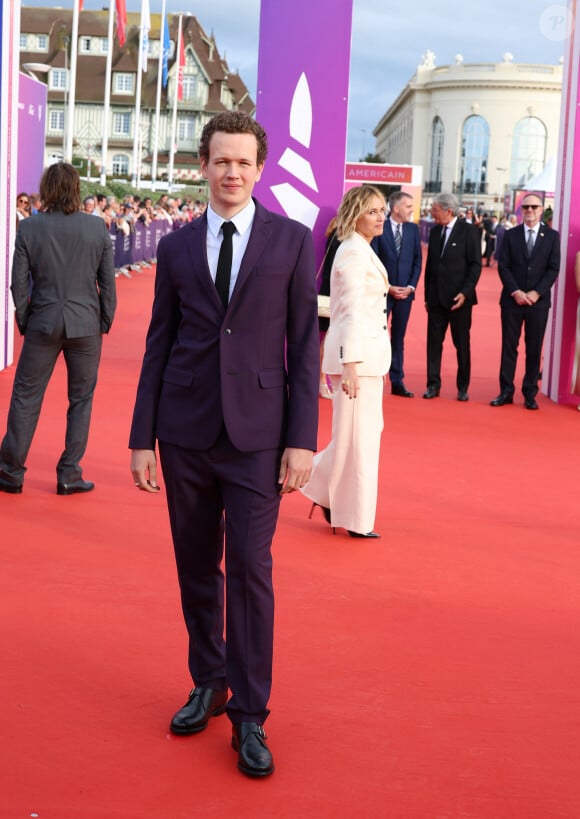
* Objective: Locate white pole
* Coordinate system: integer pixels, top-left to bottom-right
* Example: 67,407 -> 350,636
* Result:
99,3 -> 115,186
167,13 -> 182,193
151,0 -> 167,191
65,0 -> 80,163
131,2 -> 151,188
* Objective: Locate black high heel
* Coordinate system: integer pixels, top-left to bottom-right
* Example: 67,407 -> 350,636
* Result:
309,502 -> 331,524
347,530 -> 381,539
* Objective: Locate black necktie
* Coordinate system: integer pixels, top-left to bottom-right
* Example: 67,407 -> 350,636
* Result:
215,221 -> 236,309
440,225 -> 447,255
394,223 -> 402,256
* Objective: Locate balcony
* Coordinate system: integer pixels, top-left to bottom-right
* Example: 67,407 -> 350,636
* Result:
453,181 -> 488,195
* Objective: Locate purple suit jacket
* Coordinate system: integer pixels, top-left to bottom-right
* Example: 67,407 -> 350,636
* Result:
129,199 -> 319,454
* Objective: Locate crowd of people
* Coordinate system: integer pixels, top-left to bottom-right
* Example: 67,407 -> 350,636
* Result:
16,188 -> 208,235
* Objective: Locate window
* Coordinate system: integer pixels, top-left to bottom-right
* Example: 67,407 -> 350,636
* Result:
509,117 -> 547,187
113,112 -> 131,136
182,76 -> 198,101
114,73 -> 134,94
49,110 -> 65,132
80,37 -> 92,54
50,69 -> 67,90
100,38 -> 109,54
429,116 -> 444,188
458,115 -> 489,194
112,154 -> 129,176
37,34 -> 48,51
19,33 -> 28,49
178,117 -> 195,141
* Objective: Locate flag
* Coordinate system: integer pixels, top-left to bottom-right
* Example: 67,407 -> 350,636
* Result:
115,0 -> 127,47
177,24 -> 185,101
140,0 -> 151,72
161,14 -> 170,88
78,0 -> 84,10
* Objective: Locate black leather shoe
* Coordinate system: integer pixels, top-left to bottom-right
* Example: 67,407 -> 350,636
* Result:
391,383 -> 414,398
170,687 -> 228,735
56,479 -> 95,495
422,388 -> 440,399
232,722 -> 274,777
0,470 -> 23,494
457,391 -> 469,402
347,530 -> 381,538
524,398 -> 539,410
490,393 -> 513,407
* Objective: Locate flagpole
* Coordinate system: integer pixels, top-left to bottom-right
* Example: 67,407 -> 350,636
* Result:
151,0 -> 167,191
65,0 -> 80,164
99,2 -> 115,187
131,3 -> 147,187
167,13 -> 183,193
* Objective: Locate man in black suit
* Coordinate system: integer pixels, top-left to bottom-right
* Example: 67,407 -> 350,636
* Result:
423,193 -> 482,401
490,193 -> 560,410
0,163 -> 116,495
372,191 -> 422,397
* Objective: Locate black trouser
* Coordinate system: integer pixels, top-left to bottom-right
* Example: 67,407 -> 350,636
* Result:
0,323 -> 102,484
499,304 -> 550,400
426,303 -> 473,392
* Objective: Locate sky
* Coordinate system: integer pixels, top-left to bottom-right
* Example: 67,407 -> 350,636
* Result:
24,0 -> 569,160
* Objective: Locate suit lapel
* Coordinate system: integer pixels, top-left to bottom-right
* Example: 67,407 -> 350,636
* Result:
229,201 -> 272,303
183,214 -> 224,307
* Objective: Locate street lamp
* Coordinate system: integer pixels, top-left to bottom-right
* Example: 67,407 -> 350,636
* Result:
496,167 -> 507,211
22,62 -> 50,80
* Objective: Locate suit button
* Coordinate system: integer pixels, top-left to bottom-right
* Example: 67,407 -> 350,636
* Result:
224,328 -> 232,335
383,308 -> 387,313
383,325 -> 387,330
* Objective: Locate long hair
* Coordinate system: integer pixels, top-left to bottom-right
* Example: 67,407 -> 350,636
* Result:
39,162 -> 81,215
336,185 -> 385,241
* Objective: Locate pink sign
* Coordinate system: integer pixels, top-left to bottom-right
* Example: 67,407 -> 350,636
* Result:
345,163 -> 414,184
255,0 -> 354,262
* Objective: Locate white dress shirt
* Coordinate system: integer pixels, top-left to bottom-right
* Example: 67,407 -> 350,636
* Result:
206,200 -> 255,300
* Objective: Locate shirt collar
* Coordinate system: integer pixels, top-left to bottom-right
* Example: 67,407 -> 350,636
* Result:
207,199 -> 256,238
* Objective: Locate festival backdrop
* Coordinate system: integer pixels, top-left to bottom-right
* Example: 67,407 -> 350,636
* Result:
544,0 -> 580,403
254,0 -> 354,263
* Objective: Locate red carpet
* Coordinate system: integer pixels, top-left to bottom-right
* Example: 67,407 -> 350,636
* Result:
1,258 -> 579,818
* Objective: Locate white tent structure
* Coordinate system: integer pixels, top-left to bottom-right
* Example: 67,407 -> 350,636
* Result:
523,155 -> 556,194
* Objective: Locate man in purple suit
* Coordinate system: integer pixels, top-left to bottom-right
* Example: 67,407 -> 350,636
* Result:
129,112 -> 319,777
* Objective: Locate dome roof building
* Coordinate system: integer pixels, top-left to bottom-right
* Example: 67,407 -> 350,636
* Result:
373,52 -> 562,211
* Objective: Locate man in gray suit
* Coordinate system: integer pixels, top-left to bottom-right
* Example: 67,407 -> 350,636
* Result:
0,163 -> 116,495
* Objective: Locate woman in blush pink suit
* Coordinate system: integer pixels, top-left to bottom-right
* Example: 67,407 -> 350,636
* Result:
301,185 -> 391,538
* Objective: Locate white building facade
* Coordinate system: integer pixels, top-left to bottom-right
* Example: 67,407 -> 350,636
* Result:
373,52 -> 562,212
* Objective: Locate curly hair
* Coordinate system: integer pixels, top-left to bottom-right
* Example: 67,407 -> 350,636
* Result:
199,111 -> 268,166
39,162 -> 81,215
336,185 -> 386,241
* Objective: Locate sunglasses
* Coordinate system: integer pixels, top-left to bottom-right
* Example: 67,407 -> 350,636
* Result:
522,204 -> 540,210
18,198 -> 29,204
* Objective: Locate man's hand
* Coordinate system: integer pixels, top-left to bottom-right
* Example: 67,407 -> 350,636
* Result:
278,447 -> 313,494
513,290 -> 533,306
526,289 -> 540,305
131,448 -> 161,493
389,286 -> 412,300
450,292 -> 466,311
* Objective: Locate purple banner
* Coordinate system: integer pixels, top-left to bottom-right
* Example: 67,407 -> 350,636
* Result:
543,1 -> 580,403
255,0 -> 353,263
17,73 -> 46,195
